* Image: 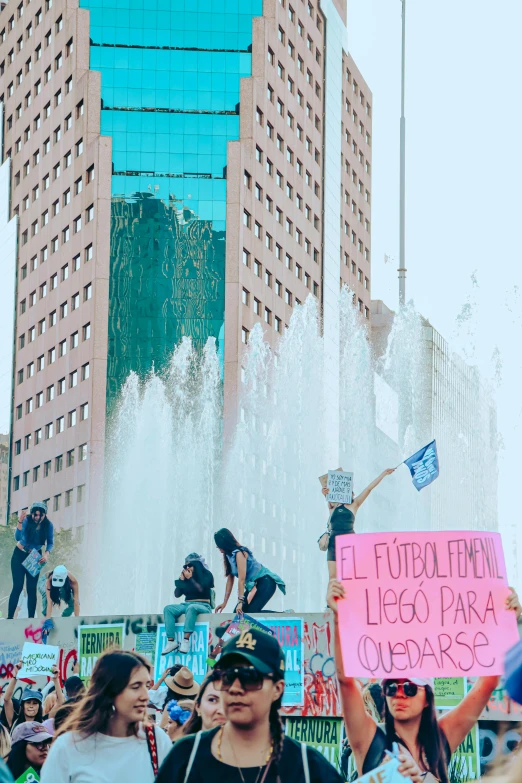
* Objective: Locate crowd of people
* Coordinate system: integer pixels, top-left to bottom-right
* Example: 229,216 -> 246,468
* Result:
0,582 -> 521,782
2,492 -> 522,782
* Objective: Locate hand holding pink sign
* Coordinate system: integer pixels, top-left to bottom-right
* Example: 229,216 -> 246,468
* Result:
335,531 -> 519,678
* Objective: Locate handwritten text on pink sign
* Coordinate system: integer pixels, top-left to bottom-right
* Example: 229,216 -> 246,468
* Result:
336,531 -> 519,678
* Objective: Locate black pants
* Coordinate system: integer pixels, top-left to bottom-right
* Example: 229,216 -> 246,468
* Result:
8,548 -> 39,619
243,575 -> 277,613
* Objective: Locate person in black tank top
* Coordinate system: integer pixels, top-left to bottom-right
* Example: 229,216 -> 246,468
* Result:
326,580 -> 519,782
322,468 -> 396,579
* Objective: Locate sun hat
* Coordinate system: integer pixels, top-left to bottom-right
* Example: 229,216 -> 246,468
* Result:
165,666 -> 200,697
11,721 -> 52,744
21,688 -> 43,704
382,677 -> 435,690
217,626 -> 285,678
51,565 -> 68,587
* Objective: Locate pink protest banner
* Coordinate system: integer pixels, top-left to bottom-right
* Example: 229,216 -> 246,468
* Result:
335,531 -> 519,678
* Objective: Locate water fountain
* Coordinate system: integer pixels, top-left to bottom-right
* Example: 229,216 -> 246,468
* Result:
86,289 -> 493,616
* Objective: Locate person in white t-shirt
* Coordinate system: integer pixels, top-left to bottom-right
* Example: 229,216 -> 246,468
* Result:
40,649 -> 172,783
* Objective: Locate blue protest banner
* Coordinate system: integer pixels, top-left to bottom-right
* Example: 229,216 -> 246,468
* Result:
154,623 -> 209,684
404,440 -> 439,491
264,617 -> 304,706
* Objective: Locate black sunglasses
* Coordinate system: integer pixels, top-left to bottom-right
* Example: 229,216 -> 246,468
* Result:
213,666 -> 273,692
384,681 -> 425,698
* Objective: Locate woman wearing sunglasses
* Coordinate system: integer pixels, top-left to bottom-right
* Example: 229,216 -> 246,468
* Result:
327,579 -> 514,783
156,627 -> 343,782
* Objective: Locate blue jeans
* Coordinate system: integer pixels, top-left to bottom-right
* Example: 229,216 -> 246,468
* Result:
163,601 -> 210,638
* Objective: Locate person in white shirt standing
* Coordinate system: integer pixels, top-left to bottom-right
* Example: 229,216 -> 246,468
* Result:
41,649 -> 172,783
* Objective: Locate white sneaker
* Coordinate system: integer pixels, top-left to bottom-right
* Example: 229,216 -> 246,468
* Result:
161,640 -> 179,656
179,638 -> 191,654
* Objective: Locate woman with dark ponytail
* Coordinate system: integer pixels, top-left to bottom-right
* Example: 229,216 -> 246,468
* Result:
156,627 -> 342,782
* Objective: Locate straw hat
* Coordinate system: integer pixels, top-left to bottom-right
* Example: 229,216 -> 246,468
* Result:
165,666 -> 200,697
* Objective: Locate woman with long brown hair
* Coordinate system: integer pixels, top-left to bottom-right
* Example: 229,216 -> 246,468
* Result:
182,672 -> 225,735
40,649 -> 172,783
214,528 -> 285,614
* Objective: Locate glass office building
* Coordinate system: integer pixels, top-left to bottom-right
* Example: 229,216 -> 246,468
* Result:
79,0 -> 260,404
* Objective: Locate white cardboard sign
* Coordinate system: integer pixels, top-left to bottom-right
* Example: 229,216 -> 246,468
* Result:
18,642 -> 59,678
327,470 -> 353,504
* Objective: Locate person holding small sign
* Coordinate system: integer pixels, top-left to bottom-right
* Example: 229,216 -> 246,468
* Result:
326,579 -> 521,783
321,469 -> 396,578
8,502 -> 54,619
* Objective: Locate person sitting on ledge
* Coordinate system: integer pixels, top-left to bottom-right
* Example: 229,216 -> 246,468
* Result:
162,553 -> 214,656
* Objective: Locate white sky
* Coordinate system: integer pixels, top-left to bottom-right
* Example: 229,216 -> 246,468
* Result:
347,0 -> 522,586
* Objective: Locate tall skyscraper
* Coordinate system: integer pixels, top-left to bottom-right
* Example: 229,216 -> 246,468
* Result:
0,0 -> 372,526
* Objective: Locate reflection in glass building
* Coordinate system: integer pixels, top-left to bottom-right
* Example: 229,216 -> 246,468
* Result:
79,0 -> 261,405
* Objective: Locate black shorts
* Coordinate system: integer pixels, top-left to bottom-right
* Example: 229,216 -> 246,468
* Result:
327,529 -> 355,561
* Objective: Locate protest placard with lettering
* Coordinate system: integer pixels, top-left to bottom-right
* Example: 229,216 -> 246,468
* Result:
18,643 -> 59,678
352,757 -> 404,783
336,531 -> 519,678
78,624 -> 125,684
327,471 -> 353,504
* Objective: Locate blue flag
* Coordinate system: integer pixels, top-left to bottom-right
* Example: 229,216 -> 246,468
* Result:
404,440 -> 439,491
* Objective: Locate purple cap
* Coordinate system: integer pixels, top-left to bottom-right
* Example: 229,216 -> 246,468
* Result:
11,721 -> 53,744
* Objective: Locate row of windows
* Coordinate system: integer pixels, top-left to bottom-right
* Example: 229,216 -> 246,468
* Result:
15,357 -> 90,420
344,99 -> 371,145
15,364 -> 90,421
343,126 -> 371,174
260,84 -> 321,148
341,251 -> 370,289
243,246 -> 320,276
254,145 -> 320,199
13,405 -> 89,455
6,42 -> 70,97
1,0 -> 56,49
242,270 -> 318,312
13,484 -> 86,513
12,135 -> 85,188
266,54 -> 322,127
243,205 -> 321,258
10,94 -> 82,164
14,401 -> 90,451
277,0 -> 323,34
342,220 -> 370,258
3,37 -> 74,122
245,168 -> 320,230
19,273 -> 92,314
6,93 -> 82,160
342,158 -> 370,198
346,68 -> 372,117
16,323 -> 91,385
21,239 -> 92,282
21,201 -> 94,246
343,192 -> 370,230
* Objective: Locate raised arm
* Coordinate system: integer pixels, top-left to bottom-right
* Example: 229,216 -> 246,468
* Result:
3,661 -> 23,727
352,468 -> 396,512
327,580 -> 377,773
440,588 -> 522,751
439,676 -> 499,753
48,666 -> 65,718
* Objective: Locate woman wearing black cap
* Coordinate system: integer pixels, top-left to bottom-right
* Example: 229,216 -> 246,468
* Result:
156,627 -> 343,782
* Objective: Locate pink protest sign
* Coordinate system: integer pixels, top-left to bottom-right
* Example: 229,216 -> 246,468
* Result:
335,531 -> 519,678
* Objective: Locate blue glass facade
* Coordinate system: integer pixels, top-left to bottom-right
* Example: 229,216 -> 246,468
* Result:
78,0 -> 261,405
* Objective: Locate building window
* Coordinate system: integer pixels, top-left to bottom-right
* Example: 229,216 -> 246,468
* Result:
83,322 -> 91,340
84,283 -> 92,301
65,489 -> 73,507
69,410 -> 77,427
242,327 -> 249,344
81,362 -> 90,380
77,484 -> 85,503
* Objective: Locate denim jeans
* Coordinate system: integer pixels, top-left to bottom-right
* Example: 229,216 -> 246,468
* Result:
163,601 -> 210,638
